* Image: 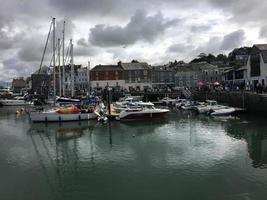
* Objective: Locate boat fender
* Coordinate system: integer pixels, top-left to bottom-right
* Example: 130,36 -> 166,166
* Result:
78,115 -> 81,121
45,117 -> 48,123
59,116 -> 61,122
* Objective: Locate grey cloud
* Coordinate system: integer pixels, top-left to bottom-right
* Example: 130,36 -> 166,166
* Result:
194,36 -> 222,55
208,0 -> 266,23
56,19 -> 75,39
259,25 -> 267,39
192,29 -> 245,55
2,58 -> 36,79
89,10 -> 179,47
167,43 -> 195,53
220,29 -> 245,50
191,24 -> 212,33
74,38 -> 99,57
0,15 -> 23,51
18,36 -> 50,63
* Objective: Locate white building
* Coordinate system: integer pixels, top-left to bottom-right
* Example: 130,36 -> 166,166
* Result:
246,44 -> 267,88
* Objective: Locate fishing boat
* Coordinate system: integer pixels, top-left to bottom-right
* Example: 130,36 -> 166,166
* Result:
116,102 -> 169,121
30,106 -> 97,122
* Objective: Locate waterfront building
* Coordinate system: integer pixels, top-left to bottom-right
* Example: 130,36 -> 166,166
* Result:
55,64 -> 82,96
90,64 -> 124,90
223,54 -> 249,89
246,44 -> 267,88
121,61 -> 152,91
30,66 -> 50,98
174,62 -> 221,88
75,67 -> 89,94
11,77 -> 26,93
151,65 -> 175,90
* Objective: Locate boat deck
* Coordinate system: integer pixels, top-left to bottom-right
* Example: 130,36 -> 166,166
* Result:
107,104 -> 119,118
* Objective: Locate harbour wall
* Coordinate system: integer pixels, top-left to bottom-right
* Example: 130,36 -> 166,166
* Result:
193,91 -> 267,115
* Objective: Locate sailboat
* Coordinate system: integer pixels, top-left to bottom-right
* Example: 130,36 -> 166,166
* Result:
29,18 -> 97,122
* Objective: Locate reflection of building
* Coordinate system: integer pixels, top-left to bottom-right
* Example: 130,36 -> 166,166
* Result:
247,132 -> 267,168
226,122 -> 267,168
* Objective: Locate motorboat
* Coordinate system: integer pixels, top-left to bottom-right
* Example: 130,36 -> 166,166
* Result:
119,95 -> 143,102
0,96 -> 32,106
175,99 -> 188,109
209,107 -> 236,116
159,97 -> 178,105
114,97 -> 144,113
195,100 -> 227,114
29,105 -> 97,122
116,102 -> 169,121
181,101 -> 204,110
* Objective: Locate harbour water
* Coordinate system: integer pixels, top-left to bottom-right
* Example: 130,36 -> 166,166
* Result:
1,106 -> 267,200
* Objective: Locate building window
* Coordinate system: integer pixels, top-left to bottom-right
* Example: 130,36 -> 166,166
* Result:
144,70 -> 147,75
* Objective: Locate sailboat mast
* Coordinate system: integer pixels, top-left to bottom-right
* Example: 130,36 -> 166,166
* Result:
70,39 -> 75,97
87,61 -> 90,95
62,21 -> 65,97
52,17 -> 56,100
58,38 -> 61,96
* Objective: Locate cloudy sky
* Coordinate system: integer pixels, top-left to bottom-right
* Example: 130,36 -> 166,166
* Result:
0,0 -> 267,82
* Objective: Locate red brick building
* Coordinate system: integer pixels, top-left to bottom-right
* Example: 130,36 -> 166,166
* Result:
90,64 -> 125,89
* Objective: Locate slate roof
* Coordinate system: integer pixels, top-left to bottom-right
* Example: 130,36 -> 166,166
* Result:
91,65 -> 122,71
121,62 -> 151,70
254,44 -> 267,51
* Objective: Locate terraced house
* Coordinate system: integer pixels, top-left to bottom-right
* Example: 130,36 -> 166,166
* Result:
120,61 -> 152,91
174,62 -> 221,88
90,64 -> 125,90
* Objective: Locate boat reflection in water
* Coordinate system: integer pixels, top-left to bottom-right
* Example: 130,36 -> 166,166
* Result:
28,120 -> 98,142
223,116 -> 267,169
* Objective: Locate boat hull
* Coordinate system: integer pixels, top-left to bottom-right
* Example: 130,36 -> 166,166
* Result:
210,108 -> 236,116
30,111 -> 97,122
0,99 -> 32,106
118,109 -> 169,121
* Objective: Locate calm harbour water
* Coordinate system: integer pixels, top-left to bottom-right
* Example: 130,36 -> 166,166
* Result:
1,106 -> 267,200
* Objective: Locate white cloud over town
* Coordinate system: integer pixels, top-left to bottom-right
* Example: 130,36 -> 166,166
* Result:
0,0 -> 267,81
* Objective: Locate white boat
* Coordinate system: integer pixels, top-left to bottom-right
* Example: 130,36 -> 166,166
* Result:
209,107 -> 236,116
181,101 -> 204,110
159,97 -> 177,105
175,99 -> 188,109
30,109 -> 97,122
196,100 -> 227,114
119,95 -> 143,102
116,102 -> 169,121
0,96 -> 32,106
